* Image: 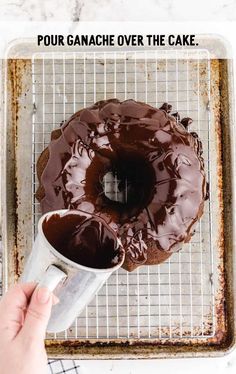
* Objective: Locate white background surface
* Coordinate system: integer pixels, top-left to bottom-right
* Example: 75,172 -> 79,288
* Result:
0,0 -> 235,22
0,0 -> 236,373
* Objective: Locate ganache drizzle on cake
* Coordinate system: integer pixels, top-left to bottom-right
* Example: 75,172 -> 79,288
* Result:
37,99 -> 208,271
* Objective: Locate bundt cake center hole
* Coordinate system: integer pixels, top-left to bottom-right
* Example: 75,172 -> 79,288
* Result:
102,171 -> 130,204
100,151 -> 156,213
85,149 -> 156,223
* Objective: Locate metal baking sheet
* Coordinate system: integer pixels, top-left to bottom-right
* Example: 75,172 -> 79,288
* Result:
1,43 -> 235,358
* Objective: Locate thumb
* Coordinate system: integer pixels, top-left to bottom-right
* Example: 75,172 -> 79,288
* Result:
21,287 -> 54,341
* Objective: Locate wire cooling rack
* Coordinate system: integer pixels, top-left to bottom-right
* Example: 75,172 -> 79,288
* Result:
48,359 -> 81,373
31,49 -> 215,341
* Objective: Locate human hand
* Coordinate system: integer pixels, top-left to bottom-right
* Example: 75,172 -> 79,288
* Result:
0,283 -> 59,374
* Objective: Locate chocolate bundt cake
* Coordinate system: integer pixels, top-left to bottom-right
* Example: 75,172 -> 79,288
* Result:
36,99 -> 208,271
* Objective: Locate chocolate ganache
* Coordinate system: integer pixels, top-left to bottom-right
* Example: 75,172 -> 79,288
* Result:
36,99 -> 208,271
42,210 -> 124,269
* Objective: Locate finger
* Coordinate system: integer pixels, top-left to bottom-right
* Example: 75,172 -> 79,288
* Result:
21,291 -> 59,311
0,282 -> 37,341
20,286 -> 53,342
21,292 -> 59,326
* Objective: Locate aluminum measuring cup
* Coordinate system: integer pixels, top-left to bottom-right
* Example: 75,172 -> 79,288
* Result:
21,209 -> 125,333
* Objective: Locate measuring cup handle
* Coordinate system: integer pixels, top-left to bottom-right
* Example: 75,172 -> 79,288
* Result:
36,264 -> 67,292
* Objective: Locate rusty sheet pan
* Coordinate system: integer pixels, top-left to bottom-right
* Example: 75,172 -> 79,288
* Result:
0,43 -> 235,358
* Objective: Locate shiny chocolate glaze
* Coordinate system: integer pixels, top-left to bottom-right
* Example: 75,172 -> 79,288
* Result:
42,210 -> 123,269
38,99 -> 207,270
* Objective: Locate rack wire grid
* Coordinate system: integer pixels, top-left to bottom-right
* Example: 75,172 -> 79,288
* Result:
31,49 -> 215,341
